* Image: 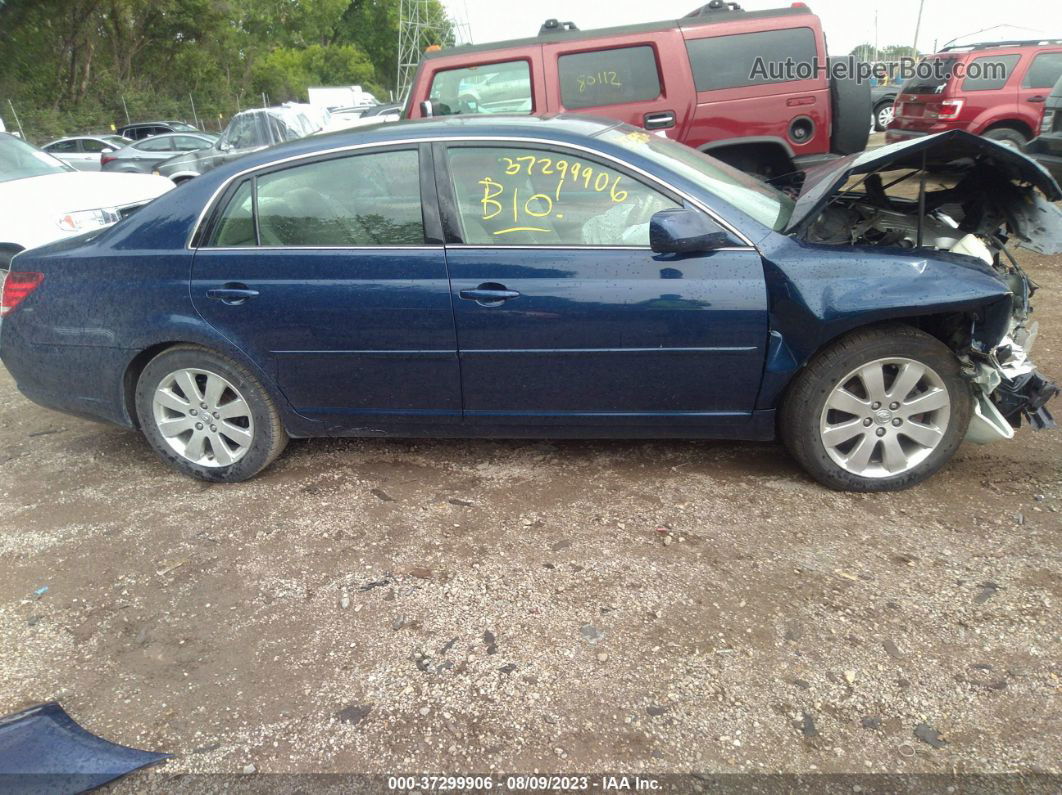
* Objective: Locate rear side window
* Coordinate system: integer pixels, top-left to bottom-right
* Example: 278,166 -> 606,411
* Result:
429,60 -> 532,115
45,140 -> 78,153
81,139 -> 109,153
961,54 -> 1020,91
558,46 -> 662,109
686,28 -> 817,91
206,150 -> 425,247
1022,52 -> 1062,89
137,136 -> 173,152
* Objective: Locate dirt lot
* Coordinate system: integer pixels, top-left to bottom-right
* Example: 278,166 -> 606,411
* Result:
0,250 -> 1059,785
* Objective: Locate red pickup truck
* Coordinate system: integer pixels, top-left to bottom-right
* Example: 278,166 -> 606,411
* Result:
404,2 -> 870,179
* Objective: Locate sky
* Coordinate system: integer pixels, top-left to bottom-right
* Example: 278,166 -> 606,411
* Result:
441,0 -> 1062,57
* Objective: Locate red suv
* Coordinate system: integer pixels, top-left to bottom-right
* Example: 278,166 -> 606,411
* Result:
887,40 -> 1062,147
405,2 -> 870,178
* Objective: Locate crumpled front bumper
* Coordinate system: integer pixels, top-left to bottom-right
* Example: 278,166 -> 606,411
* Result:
965,323 -> 1059,443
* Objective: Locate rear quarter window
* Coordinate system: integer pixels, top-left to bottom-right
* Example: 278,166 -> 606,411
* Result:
961,54 -> 1020,91
685,27 -> 817,92
558,46 -> 662,109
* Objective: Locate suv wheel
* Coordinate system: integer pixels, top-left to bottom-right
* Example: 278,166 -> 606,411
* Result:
781,326 -> 972,491
983,127 -> 1027,149
136,346 -> 287,482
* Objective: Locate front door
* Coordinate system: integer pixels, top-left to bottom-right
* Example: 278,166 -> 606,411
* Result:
191,144 -> 461,428
436,142 -> 768,431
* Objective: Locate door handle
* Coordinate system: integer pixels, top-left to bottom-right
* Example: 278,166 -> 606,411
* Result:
1028,95 -> 1046,103
643,111 -> 676,130
206,284 -> 259,305
459,283 -> 520,305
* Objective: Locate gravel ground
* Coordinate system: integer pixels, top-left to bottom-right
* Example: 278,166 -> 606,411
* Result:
0,250 -> 1059,786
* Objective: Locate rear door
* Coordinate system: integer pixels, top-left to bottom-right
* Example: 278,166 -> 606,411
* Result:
541,33 -> 690,138
1018,50 -> 1062,130
191,144 -> 461,428
681,21 -> 830,156
436,141 -> 768,431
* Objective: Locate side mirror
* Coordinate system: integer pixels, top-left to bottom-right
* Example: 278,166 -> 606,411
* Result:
420,100 -> 434,118
216,140 -> 230,151
649,208 -> 731,254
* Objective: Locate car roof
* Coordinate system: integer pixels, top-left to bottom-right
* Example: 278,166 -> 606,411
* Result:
423,5 -> 812,60
933,40 -> 1062,58
195,114 -> 626,181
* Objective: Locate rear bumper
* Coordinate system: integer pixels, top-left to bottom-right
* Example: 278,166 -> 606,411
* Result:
0,322 -> 134,428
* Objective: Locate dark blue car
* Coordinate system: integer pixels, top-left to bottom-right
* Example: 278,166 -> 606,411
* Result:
1,116 -> 1058,490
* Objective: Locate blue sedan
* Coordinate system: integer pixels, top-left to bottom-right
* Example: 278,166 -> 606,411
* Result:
1,117 -> 1057,489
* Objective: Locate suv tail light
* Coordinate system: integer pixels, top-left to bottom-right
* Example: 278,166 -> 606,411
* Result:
1041,108 -> 1055,134
925,99 -> 964,120
1,272 -> 44,317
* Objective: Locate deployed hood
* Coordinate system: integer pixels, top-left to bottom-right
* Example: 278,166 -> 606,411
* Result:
786,130 -> 1062,253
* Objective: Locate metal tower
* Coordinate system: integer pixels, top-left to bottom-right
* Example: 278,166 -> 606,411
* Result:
396,0 -> 453,99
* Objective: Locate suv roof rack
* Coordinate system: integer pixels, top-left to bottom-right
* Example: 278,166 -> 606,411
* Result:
685,1 -> 745,17
539,19 -> 579,36
431,4 -> 811,59
940,38 -> 1062,52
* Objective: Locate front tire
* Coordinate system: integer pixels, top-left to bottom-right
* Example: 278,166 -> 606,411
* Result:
781,326 -> 972,491
135,346 -> 287,482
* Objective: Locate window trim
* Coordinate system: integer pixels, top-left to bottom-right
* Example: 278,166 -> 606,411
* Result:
427,57 -> 537,116
197,144 -> 439,250
189,136 -> 755,250
556,44 -> 664,111
437,140 -> 693,247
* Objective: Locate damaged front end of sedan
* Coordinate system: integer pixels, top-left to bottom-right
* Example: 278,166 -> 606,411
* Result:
785,130 -> 1061,442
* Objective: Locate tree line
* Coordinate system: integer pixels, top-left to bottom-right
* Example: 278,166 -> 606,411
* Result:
0,0 -> 453,142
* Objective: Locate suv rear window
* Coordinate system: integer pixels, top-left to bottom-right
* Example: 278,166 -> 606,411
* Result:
685,28 -> 817,92
901,56 -> 958,94
429,60 -> 532,115
558,46 -> 662,109
961,54 -> 1020,91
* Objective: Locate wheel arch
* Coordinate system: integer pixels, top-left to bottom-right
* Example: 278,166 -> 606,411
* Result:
762,305 -> 1003,412
978,118 -> 1034,139
121,337 -> 309,435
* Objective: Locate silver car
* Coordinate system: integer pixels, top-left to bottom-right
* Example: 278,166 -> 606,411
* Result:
41,135 -> 132,171
101,132 -> 218,174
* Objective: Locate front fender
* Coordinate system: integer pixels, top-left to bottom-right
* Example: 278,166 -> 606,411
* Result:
756,235 -> 1013,409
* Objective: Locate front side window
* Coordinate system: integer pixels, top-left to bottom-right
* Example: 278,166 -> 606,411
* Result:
428,60 -> 532,115
686,28 -> 818,92
962,54 -> 1020,91
224,115 -> 261,149
445,146 -> 679,245
558,46 -> 662,109
1023,52 -> 1062,89
206,149 -> 424,247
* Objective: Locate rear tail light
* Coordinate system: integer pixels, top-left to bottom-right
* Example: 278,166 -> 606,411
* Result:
100,153 -> 117,166
1,272 -> 44,317
1041,109 -> 1055,134
925,99 -> 964,120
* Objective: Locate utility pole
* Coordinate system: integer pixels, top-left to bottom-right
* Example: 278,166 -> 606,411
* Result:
913,0 -> 926,53
397,0 -> 452,100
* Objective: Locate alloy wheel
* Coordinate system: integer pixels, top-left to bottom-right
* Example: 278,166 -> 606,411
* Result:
152,368 -> 254,467
876,105 -> 894,130
819,357 -> 951,478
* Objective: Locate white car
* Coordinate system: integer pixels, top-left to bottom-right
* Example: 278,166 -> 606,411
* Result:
0,133 -> 173,268
42,135 -> 133,171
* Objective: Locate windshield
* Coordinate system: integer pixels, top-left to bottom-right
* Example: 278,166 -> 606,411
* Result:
104,135 -> 130,147
598,128 -> 794,231
0,134 -> 74,183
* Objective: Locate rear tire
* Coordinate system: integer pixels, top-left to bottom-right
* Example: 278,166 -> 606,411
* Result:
780,326 -> 972,491
135,345 -> 287,482
983,127 -> 1028,149
873,100 -> 894,132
